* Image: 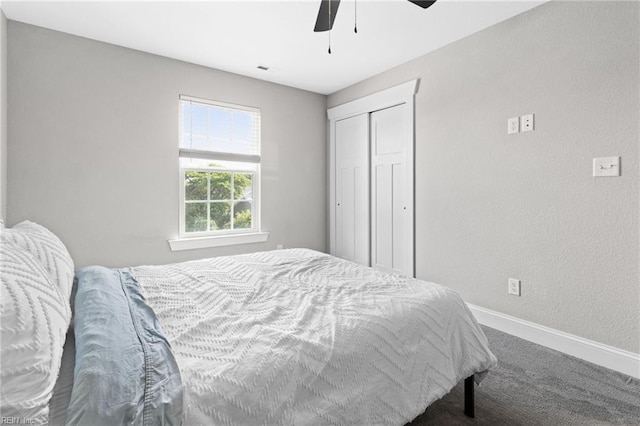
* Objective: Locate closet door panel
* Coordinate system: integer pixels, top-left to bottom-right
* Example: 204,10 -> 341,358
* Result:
374,164 -> 392,270
392,163 -> 405,273
372,162 -> 405,274
353,166 -> 369,264
371,104 -> 409,275
334,114 -> 370,266
336,168 -> 355,260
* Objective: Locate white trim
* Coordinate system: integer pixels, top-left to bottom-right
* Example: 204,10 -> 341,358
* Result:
327,80 -> 419,121
328,114 -> 336,256
179,94 -> 260,114
327,79 -> 418,277
168,232 -> 269,251
467,303 -> 640,379
179,148 -> 260,164
178,167 -> 261,239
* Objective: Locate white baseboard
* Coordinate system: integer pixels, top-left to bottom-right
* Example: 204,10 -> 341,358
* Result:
467,303 -> 640,380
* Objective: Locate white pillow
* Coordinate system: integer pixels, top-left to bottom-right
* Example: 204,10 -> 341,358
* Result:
1,221 -> 74,301
0,242 -> 72,425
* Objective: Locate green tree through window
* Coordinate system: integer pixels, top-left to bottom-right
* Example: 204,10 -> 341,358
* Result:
184,169 -> 253,233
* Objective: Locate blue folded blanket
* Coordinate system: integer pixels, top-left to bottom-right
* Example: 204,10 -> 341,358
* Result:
67,266 -> 182,425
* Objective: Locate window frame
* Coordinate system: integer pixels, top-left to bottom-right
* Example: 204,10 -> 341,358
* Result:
179,166 -> 260,239
177,95 -> 262,241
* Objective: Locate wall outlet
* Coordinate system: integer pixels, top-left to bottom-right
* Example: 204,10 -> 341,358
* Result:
276,244 -> 283,250
508,278 -> 521,296
593,156 -> 620,177
508,117 -> 520,134
521,114 -> 534,132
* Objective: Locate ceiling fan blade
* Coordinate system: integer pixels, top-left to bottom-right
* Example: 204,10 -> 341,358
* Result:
407,0 -> 437,9
314,0 -> 341,32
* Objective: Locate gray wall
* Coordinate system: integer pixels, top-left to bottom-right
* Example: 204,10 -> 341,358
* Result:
329,1 -> 639,353
0,9 -> 6,220
7,22 -> 327,267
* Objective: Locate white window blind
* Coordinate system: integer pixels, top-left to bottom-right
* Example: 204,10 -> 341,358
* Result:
179,95 -> 261,163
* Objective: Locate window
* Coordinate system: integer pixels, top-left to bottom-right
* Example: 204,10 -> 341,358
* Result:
178,95 -> 262,241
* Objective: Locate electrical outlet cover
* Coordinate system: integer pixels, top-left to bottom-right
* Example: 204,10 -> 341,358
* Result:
593,157 -> 620,177
508,278 -> 521,296
521,114 -> 534,132
508,117 -> 519,134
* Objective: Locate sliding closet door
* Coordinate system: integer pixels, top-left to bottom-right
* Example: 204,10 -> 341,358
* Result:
334,114 -> 370,266
370,104 -> 413,276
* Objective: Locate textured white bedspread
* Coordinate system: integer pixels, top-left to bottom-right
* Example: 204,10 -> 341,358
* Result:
134,249 -> 497,426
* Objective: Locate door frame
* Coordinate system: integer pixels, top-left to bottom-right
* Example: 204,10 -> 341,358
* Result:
327,79 -> 418,277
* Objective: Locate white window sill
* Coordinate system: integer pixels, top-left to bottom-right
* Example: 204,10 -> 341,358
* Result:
168,232 -> 269,251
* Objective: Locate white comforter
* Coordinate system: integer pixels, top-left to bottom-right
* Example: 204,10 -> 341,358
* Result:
134,249 -> 497,426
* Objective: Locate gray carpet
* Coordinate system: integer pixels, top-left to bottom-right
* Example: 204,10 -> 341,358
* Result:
408,326 -> 640,425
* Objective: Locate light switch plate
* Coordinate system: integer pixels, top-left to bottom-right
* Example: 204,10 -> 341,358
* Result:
593,157 -> 620,177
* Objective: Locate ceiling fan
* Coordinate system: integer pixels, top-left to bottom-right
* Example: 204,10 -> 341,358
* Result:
314,0 -> 437,32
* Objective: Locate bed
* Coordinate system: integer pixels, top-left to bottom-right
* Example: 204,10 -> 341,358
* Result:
1,221 -> 497,425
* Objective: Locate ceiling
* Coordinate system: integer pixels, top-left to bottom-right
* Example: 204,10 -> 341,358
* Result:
1,0 -> 546,95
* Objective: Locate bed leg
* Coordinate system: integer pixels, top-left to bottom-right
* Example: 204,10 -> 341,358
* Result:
464,375 -> 475,418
